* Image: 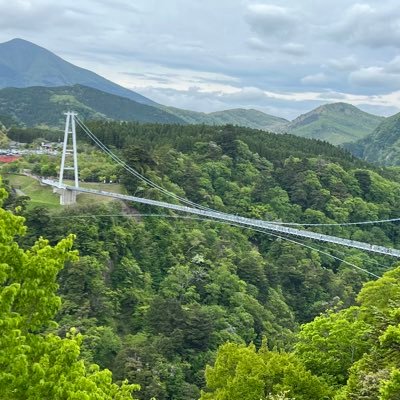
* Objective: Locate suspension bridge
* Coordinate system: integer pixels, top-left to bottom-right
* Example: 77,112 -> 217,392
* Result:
42,112 -> 400,263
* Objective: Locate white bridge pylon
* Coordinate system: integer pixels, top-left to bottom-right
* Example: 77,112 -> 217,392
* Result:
43,112 -> 400,258
55,111 -> 79,205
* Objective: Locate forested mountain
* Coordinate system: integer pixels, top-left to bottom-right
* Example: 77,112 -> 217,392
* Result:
286,103 -> 384,145
0,39 -> 388,145
4,122 -> 400,399
345,111 -> 400,166
78,121 -> 369,169
163,106 -> 289,131
0,38 -> 155,105
0,85 -> 184,128
0,84 -> 285,131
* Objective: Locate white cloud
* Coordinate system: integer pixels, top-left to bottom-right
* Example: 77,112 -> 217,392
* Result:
246,37 -> 306,56
1,0 -> 400,117
386,56 -> 400,73
330,3 -> 400,48
349,67 -> 392,87
281,43 -> 307,56
139,83 -> 400,119
327,56 -> 358,71
246,3 -> 299,38
349,56 -> 400,89
301,73 -> 329,85
247,37 -> 269,51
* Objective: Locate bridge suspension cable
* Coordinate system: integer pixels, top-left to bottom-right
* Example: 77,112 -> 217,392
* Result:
47,112 -> 400,261
242,226 -> 380,278
76,117 -> 400,229
267,217 -> 400,227
53,212 -> 381,278
75,117 -> 216,213
56,183 -> 400,258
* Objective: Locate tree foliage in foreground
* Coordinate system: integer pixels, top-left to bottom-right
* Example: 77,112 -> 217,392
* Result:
200,266 -> 400,400
0,182 -> 138,399
200,342 -> 332,400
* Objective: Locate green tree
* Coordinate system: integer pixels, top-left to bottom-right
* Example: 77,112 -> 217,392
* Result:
201,342 -> 332,400
295,307 -> 372,386
380,369 -> 400,400
0,129 -> 10,148
336,267 -> 400,399
0,181 -> 138,399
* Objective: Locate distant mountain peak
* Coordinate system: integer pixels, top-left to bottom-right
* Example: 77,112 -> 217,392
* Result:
3,38 -> 30,45
1,38 -> 56,57
287,102 -> 384,145
0,38 -> 156,105
312,102 -> 361,114
5,38 -> 37,45
163,105 -> 289,131
319,102 -> 355,108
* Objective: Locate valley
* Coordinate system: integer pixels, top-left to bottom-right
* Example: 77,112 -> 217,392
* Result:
2,34 -> 400,400
3,119 -> 400,399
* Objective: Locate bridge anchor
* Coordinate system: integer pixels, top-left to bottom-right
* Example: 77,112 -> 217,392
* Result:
53,187 -> 77,205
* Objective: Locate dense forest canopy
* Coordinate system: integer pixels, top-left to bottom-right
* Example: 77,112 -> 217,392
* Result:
2,121 -> 400,399
80,121 -> 366,169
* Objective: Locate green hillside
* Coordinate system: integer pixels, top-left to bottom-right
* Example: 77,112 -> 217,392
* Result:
345,111 -> 400,166
287,102 -> 384,145
0,84 -> 184,128
164,106 -> 288,131
81,120 -> 371,172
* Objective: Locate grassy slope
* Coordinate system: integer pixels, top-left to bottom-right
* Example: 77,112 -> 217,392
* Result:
5,174 -> 60,209
72,181 -> 127,207
4,173 -> 126,209
208,108 -> 288,130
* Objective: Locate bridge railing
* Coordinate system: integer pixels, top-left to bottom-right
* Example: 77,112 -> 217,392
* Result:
57,183 -> 400,258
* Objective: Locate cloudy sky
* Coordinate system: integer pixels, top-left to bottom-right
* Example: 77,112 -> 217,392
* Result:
2,0 -> 400,119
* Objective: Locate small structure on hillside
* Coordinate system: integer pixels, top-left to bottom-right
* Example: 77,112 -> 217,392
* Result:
0,155 -> 21,163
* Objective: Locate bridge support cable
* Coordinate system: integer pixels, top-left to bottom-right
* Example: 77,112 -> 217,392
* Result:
58,184 -> 400,258
49,112 -> 400,260
235,225 -> 381,279
75,116 -> 400,229
75,117 -> 217,213
53,211 -> 381,279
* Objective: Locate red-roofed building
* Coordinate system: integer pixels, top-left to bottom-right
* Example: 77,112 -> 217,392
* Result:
0,155 -> 20,163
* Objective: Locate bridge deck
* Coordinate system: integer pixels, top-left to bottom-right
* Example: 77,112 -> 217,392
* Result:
40,179 -> 400,258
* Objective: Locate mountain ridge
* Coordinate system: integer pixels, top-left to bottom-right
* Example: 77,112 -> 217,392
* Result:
344,111 -> 400,165
285,102 -> 384,145
0,38 -> 156,106
0,84 -> 184,127
0,39 -> 389,145
162,106 -> 289,131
